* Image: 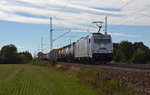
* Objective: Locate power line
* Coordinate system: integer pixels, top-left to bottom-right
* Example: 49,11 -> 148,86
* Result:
41,37 -> 43,52
52,30 -> 71,42
109,7 -> 148,30
63,36 -> 75,44
44,0 -> 71,52
94,0 -> 136,31
109,0 -> 124,8
50,0 -> 136,45
94,0 -> 136,26
109,0 -> 136,16
54,0 -> 71,18
54,16 -> 71,30
52,0 -> 72,34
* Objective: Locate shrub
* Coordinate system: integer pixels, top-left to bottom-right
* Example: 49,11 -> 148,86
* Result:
78,68 -> 102,85
118,41 -> 134,63
119,77 -> 129,90
106,79 -> 119,94
19,51 -> 32,64
77,68 -> 133,95
131,50 -> 150,64
48,59 -> 57,67
29,59 -> 39,65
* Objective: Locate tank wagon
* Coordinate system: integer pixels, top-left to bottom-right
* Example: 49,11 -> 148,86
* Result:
47,33 -> 113,64
46,49 -> 59,60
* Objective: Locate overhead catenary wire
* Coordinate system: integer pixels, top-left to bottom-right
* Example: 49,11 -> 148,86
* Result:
52,30 -> 71,42
70,0 -> 137,36
109,7 -> 148,30
47,0 -> 71,50
109,0 -> 136,16
89,0 -> 136,24
50,0 -> 137,47
93,0 -> 136,31
53,0 -> 71,18
54,16 -> 71,30
52,0 -> 71,29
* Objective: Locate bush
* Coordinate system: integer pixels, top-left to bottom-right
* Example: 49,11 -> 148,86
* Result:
0,51 -> 1,62
77,68 -> 135,95
107,79 -> 119,94
114,50 -> 122,62
29,59 -> 39,65
113,41 -> 150,64
119,41 -> 134,63
48,59 -> 57,67
131,50 -> 150,64
119,77 -> 129,90
0,44 -> 33,64
79,68 -> 102,87
19,51 -> 32,64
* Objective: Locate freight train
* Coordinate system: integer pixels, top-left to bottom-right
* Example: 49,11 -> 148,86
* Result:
44,32 -> 113,64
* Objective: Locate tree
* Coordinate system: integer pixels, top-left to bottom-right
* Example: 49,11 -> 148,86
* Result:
114,49 -> 122,62
0,44 -> 19,64
132,43 -> 150,64
0,50 -> 1,64
118,41 -> 134,63
113,41 -> 150,64
113,43 -> 119,50
113,43 -> 121,62
133,42 -> 144,51
131,50 -> 150,64
19,51 -> 32,64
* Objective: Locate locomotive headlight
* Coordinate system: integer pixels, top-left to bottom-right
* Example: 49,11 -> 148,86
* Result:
108,50 -> 112,53
94,50 -> 98,53
101,44 -> 104,47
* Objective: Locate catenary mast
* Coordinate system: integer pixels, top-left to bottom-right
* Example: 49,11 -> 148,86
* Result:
50,17 -> 53,51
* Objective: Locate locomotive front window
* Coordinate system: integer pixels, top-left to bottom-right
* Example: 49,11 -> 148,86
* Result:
94,39 -> 111,44
103,39 -> 111,44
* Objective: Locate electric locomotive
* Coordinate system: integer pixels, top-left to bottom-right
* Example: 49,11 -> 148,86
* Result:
74,32 -> 113,63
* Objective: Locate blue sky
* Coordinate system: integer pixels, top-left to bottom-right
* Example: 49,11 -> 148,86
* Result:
0,0 -> 150,56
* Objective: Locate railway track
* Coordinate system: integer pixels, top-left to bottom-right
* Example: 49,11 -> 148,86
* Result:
58,62 -> 150,73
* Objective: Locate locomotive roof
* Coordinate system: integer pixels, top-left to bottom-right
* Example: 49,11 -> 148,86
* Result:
77,33 -> 110,41
58,32 -> 111,50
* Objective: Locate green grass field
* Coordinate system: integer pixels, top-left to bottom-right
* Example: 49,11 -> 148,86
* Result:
0,64 -> 97,95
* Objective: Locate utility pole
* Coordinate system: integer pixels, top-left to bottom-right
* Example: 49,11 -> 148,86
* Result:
50,17 -> 53,51
63,36 -> 75,44
38,44 -> 40,52
41,37 -> 43,52
105,16 -> 107,35
92,21 -> 103,33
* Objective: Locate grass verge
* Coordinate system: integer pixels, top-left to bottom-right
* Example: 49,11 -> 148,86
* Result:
29,60 -> 146,95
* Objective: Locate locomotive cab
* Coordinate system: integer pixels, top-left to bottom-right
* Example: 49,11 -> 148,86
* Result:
90,33 -> 113,62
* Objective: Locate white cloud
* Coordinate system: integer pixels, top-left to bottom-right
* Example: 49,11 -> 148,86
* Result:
0,0 -> 150,37
109,33 -> 139,37
17,46 -> 24,49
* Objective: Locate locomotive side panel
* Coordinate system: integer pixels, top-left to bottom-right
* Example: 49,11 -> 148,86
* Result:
74,37 -> 89,58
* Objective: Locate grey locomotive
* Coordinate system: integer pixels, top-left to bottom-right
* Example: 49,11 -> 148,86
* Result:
47,32 -> 113,64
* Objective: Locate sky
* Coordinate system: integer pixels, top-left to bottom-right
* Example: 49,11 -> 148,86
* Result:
0,0 -> 150,56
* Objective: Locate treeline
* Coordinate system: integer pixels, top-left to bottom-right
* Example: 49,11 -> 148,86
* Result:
0,44 -> 32,64
113,41 -> 150,64
0,42 -> 149,64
